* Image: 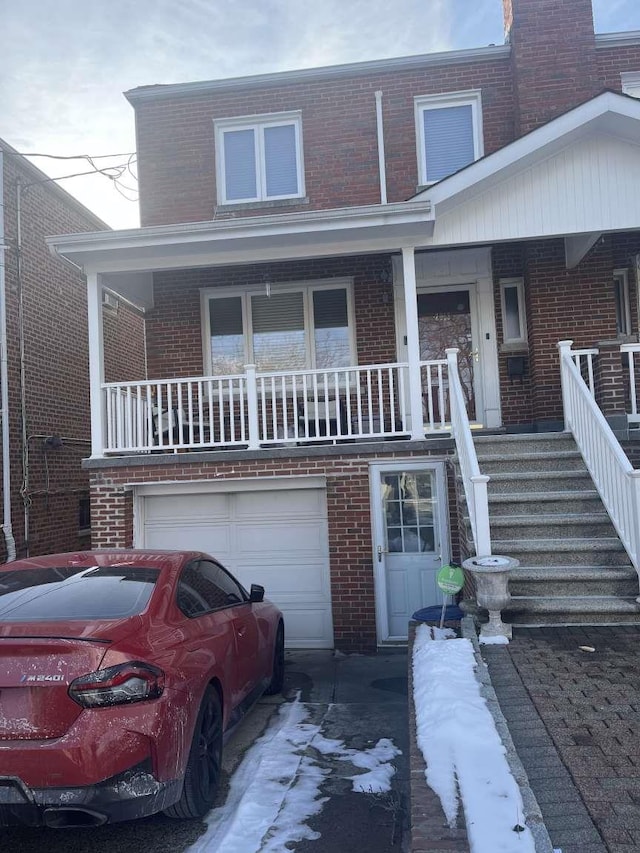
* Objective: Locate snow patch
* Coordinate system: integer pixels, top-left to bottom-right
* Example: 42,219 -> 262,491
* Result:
478,634 -> 510,645
412,624 -> 535,853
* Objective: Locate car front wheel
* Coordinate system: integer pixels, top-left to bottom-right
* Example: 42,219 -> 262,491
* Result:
165,686 -> 223,819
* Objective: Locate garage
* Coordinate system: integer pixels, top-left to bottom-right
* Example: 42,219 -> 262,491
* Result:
134,477 -> 334,648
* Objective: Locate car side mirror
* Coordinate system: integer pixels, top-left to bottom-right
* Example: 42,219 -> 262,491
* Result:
249,584 -> 265,603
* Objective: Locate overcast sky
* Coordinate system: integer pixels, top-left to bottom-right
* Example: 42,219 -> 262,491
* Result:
2,0 -> 639,230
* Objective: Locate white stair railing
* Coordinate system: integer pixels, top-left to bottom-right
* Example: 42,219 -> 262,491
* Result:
558,339 -> 640,579
446,348 -> 491,558
621,342 -> 640,426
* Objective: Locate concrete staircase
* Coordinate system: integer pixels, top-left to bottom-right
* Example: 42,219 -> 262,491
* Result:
466,433 -> 640,625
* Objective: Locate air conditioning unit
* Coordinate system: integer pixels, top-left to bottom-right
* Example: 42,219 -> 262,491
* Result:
102,290 -> 119,310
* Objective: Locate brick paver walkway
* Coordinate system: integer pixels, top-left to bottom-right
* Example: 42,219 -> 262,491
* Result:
483,626 -> 640,853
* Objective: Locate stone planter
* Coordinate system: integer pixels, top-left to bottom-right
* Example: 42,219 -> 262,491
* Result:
462,556 -> 519,640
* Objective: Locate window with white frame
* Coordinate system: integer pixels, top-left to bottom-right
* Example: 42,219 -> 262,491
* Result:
621,72 -> 640,99
214,112 -> 304,205
614,269 -> 632,337
499,278 -> 527,345
415,91 -> 483,185
203,280 -> 355,375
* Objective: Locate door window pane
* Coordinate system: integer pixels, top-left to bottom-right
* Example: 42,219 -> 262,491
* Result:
382,472 -> 436,554
209,296 -> 245,374
251,292 -> 306,371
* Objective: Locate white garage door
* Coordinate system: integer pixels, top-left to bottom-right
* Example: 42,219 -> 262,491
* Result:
138,485 -> 333,648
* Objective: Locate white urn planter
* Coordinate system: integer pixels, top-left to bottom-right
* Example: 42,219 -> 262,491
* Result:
462,555 -> 519,640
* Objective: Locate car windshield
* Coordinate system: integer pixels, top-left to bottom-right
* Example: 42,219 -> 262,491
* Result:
0,566 -> 160,622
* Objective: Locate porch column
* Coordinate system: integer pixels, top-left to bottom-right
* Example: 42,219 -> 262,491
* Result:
401,247 -> 424,440
87,271 -> 106,458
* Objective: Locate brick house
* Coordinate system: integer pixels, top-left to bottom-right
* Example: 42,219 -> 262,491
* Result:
49,0 -> 640,651
0,140 -> 145,562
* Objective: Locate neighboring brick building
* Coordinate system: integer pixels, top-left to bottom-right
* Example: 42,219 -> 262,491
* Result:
0,140 -> 146,561
50,0 -> 640,651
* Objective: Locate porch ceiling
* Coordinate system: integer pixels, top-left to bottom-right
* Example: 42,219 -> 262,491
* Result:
418,91 -> 640,247
47,201 -> 434,280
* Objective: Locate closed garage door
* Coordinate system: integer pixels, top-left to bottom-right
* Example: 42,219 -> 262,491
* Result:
138,483 -> 333,648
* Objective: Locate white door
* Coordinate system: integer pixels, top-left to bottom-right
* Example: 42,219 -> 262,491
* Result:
371,463 -> 449,641
138,485 -> 333,648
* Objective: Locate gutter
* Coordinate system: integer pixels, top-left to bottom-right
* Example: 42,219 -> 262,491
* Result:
0,152 -> 17,560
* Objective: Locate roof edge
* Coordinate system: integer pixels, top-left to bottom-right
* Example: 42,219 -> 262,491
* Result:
124,44 -> 511,104
595,30 -> 640,48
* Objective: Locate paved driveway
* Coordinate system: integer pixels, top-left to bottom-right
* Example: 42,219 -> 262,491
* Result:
2,649 -> 408,853
483,626 -> 640,853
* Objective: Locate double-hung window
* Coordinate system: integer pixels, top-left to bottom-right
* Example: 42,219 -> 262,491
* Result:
415,91 -> 483,186
215,112 -> 304,205
203,280 -> 354,375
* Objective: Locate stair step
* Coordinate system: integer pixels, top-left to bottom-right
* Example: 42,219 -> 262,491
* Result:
492,538 -> 631,566
488,514 -> 616,540
486,470 -> 592,494
473,433 -> 577,456
505,595 -> 640,625
509,566 -> 638,597
487,491 -> 601,515
475,450 -> 585,474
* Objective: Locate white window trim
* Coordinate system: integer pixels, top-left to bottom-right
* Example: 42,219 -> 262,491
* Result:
414,90 -> 484,187
201,278 -> 356,376
214,110 -> 305,205
614,268 -> 632,338
621,71 -> 640,99
499,277 -> 527,345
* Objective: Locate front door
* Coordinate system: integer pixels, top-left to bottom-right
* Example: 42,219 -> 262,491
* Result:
371,463 -> 450,641
418,285 -> 481,423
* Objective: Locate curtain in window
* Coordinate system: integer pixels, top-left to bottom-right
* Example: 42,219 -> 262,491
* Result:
264,125 -> 299,197
223,129 -> 257,201
251,292 -> 306,370
423,105 -> 475,182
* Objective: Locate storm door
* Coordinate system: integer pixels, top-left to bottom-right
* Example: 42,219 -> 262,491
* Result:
418,286 -> 480,423
371,463 -> 449,641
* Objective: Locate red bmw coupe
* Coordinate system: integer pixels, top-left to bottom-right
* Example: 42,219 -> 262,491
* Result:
0,550 -> 284,828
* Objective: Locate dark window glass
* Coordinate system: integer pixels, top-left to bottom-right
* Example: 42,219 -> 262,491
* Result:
0,566 -> 159,622
177,560 -> 246,618
78,497 -> 91,531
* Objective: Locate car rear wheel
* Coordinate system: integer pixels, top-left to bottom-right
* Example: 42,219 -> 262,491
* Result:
265,622 -> 285,696
165,686 -> 223,819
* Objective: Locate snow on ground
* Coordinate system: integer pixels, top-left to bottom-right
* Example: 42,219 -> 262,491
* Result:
479,634 -> 510,645
187,697 -> 401,852
412,624 -> 535,853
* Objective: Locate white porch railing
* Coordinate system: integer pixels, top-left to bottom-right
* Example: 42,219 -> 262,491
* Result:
102,359 -> 452,454
621,343 -> 640,425
446,347 -> 491,558
559,340 -> 640,579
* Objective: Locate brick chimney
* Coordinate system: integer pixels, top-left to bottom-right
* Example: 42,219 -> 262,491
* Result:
503,0 -> 602,135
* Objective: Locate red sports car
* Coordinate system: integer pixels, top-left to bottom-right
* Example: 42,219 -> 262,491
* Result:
0,550 -> 284,828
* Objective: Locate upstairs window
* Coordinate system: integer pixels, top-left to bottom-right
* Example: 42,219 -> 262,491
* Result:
215,112 -> 304,205
203,280 -> 354,375
415,91 -> 483,185
621,72 -> 640,99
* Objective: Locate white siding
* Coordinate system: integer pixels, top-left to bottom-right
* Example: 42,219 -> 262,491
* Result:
433,133 -> 640,246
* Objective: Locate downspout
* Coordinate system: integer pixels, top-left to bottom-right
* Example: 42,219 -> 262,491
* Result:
16,180 -> 29,556
0,152 -> 17,560
374,91 -> 388,205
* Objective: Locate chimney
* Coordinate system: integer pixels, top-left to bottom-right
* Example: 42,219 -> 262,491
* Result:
503,0 -> 601,135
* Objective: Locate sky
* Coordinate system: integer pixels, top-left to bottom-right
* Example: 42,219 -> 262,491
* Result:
2,0 -> 640,231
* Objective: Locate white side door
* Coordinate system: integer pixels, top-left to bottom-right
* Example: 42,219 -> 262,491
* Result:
371,462 -> 450,642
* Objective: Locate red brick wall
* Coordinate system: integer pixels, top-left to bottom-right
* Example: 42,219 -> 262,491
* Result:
1,149 -> 145,559
146,255 -> 396,380
503,0 -> 601,134
133,57 -> 514,227
89,445 -> 455,652
103,301 -> 146,383
598,44 -> 640,90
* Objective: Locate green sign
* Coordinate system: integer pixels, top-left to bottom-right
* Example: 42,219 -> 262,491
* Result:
437,564 -> 464,594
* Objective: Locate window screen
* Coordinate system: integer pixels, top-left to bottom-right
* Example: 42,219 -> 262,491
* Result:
223,129 -> 257,201
423,104 -> 475,182
264,124 -> 299,197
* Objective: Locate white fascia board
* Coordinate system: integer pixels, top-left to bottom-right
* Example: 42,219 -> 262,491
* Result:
595,31 -> 640,48
420,92 -> 640,211
125,46 -> 509,104
132,475 -> 328,496
47,201 -> 434,274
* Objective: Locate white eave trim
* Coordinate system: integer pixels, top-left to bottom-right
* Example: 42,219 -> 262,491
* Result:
125,46 -> 510,103
47,200 -> 434,273
421,91 -> 640,208
595,30 -> 640,48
